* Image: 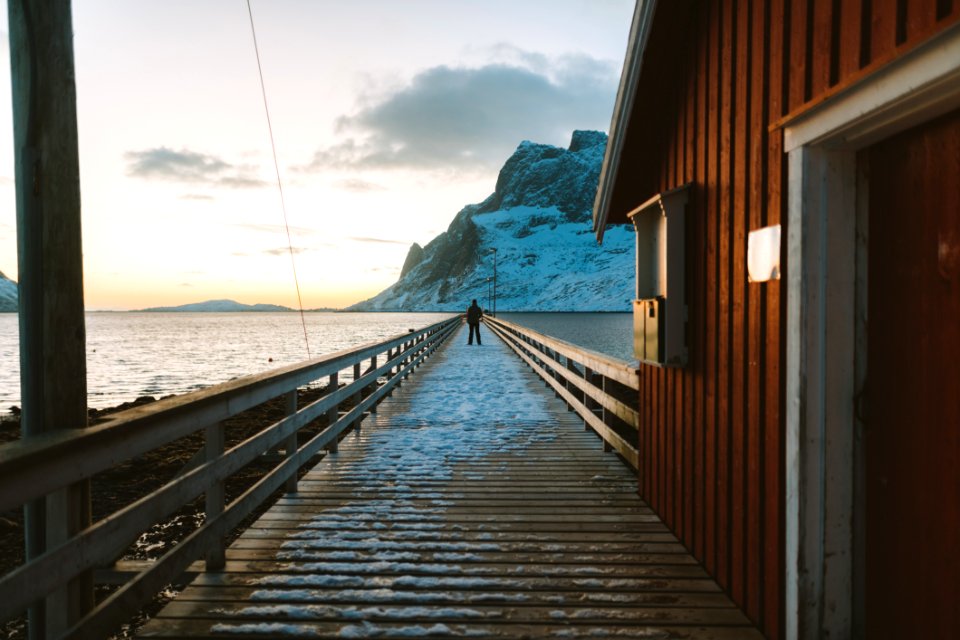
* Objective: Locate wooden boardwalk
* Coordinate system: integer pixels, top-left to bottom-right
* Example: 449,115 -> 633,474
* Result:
139,325 -> 761,639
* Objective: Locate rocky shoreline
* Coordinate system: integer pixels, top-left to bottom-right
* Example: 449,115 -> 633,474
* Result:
0,382 -> 354,639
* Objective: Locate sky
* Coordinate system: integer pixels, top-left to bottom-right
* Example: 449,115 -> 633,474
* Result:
0,0 -> 634,310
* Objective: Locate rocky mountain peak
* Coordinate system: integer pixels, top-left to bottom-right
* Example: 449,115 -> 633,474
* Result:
487,130 -> 607,222
399,243 -> 425,279
348,130 -> 633,312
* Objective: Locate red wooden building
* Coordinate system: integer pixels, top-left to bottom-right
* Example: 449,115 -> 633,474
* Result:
593,1 -> 960,638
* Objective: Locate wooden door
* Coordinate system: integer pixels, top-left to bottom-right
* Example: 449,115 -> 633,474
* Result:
864,108 -> 960,638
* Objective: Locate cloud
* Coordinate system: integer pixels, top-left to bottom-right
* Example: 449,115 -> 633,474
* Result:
179,282 -> 193,287
350,237 -> 409,245
262,246 -> 310,256
179,193 -> 214,201
232,223 -> 318,236
333,178 -> 387,192
304,50 -> 618,172
125,147 -> 267,188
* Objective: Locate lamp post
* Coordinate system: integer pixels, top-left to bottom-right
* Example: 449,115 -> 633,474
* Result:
489,248 -> 498,317
486,277 -> 492,314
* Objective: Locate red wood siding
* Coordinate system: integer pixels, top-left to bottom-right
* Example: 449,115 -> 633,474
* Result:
614,2 -> 960,639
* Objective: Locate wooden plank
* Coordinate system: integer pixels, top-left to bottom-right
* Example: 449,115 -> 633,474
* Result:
746,0 -> 769,626
174,584 -> 735,607
905,0 -> 939,40
837,0 -> 865,77
788,0 -> 811,110
870,0 -> 899,60
716,0 -> 735,591
694,0 -> 709,563
811,0 -> 836,96
765,2 -> 787,635
705,0 -> 720,578
683,13 -> 698,549
731,0 -> 750,606
157,599 -> 753,625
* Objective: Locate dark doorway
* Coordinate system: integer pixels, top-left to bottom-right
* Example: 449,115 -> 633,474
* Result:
863,107 -> 960,637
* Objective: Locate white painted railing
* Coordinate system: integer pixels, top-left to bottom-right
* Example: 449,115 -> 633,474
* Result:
484,316 -> 640,469
0,315 -> 460,638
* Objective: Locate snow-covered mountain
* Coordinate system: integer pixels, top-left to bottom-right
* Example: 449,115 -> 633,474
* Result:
349,130 -> 634,312
0,271 -> 17,312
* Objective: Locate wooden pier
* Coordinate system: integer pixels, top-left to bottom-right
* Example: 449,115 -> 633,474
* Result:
137,324 -> 760,639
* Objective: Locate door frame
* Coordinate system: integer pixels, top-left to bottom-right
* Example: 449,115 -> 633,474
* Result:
781,22 -> 960,640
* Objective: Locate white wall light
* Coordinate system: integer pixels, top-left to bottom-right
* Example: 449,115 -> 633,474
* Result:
747,224 -> 781,283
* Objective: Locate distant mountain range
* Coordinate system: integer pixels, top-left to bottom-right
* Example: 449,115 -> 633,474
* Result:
0,272 -> 17,312
137,299 -> 294,313
348,130 -> 634,312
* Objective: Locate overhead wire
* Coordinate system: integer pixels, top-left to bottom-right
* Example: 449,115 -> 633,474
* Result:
245,0 -> 312,358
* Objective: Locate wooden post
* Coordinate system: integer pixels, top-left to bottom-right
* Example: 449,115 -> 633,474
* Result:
284,390 -> 298,493
352,363 -> 362,433
565,358 -> 577,411
9,1 -> 91,636
326,372 -> 339,452
204,423 -> 226,570
386,349 -> 395,397
369,355 -> 378,414
601,377 -> 613,451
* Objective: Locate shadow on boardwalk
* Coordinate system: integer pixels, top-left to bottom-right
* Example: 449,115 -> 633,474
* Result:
139,325 -> 761,639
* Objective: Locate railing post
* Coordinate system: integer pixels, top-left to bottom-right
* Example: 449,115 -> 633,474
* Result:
352,362 -> 362,433
583,367 -> 595,430
204,422 -> 225,570
386,349 -> 395,397
284,390 -> 298,493
326,372 -> 339,452
564,358 -> 577,411
369,355 -> 378,413
404,338 -> 413,378
600,377 -> 613,451
549,349 -> 562,399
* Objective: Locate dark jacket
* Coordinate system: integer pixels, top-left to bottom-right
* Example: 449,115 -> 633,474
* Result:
466,304 -> 483,325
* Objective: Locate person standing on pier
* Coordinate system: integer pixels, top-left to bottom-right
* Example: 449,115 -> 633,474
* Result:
466,299 -> 483,345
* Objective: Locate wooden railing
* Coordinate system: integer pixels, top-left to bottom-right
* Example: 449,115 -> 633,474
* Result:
484,316 -> 640,469
0,315 -> 460,638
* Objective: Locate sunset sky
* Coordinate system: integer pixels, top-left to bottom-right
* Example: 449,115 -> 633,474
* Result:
0,0 -> 634,310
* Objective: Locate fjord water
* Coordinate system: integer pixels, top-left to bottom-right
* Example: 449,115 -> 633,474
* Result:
498,312 -> 633,362
0,311 -> 632,412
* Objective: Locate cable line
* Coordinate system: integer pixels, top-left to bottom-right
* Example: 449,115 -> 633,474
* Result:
245,0 -> 311,357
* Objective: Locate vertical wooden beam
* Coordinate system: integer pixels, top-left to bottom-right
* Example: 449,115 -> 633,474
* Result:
326,372 -> 339,452
599,376 -> 613,451
352,363 -> 362,432
204,423 -> 225,570
8,1 -> 91,636
284,390 -> 298,493
368,355 -> 378,414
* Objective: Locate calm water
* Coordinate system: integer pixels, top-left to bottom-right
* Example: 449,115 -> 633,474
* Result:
498,312 -> 633,362
0,311 -> 632,412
